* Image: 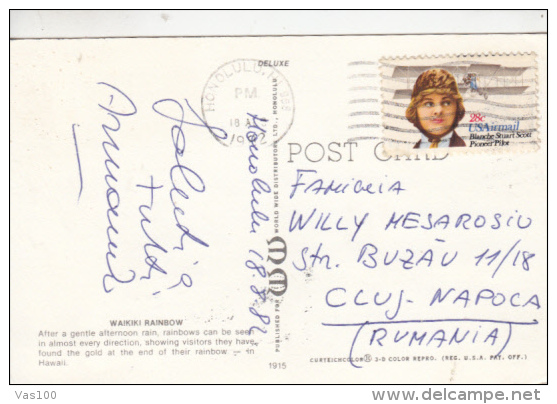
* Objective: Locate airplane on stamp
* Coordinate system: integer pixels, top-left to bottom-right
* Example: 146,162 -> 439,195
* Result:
389,62 -> 532,100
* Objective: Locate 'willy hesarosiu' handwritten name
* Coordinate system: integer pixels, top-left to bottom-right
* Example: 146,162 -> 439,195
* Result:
385,211 -> 532,231
289,209 -> 368,242
290,169 -> 405,199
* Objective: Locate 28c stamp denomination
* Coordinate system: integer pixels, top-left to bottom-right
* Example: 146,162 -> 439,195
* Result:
380,53 -> 539,156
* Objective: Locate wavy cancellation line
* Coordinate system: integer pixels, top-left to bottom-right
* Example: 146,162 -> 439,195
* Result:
379,75 -> 537,84
382,99 -> 538,109
382,124 -> 538,135
349,86 -> 380,91
347,61 -> 378,66
381,111 -> 537,122
379,61 -> 537,69
379,87 -> 537,97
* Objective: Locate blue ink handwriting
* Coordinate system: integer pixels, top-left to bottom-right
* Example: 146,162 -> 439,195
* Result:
289,209 -> 368,242
136,176 -> 167,280
323,318 -> 538,369
474,239 -> 535,278
430,287 -> 540,310
293,243 -> 339,271
357,239 -> 458,270
325,287 -> 407,321
246,113 -> 271,234
99,82 -> 138,293
290,169 -> 405,199
385,211 -> 532,231
152,98 -> 221,250
71,123 -> 83,202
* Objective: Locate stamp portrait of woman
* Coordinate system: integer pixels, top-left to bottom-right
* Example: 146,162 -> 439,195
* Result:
405,68 -> 467,149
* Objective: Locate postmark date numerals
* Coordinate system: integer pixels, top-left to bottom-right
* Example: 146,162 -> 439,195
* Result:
227,118 -> 268,146
228,133 -> 267,146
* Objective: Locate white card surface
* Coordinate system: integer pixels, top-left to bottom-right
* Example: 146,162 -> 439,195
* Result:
10,33 -> 547,384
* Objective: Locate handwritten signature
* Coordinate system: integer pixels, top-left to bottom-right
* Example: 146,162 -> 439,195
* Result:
98,82 -> 226,293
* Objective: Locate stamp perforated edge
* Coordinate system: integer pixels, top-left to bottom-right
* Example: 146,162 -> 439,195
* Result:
378,51 -> 540,158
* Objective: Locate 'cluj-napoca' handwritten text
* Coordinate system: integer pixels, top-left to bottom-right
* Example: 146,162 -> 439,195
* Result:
285,153 -> 539,368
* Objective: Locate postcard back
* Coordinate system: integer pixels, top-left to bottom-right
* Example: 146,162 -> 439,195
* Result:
10,34 -> 547,384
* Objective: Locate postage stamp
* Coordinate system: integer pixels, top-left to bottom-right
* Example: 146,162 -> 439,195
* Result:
380,53 -> 539,156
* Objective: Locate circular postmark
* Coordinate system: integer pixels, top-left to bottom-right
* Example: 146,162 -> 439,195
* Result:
201,59 -> 295,147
